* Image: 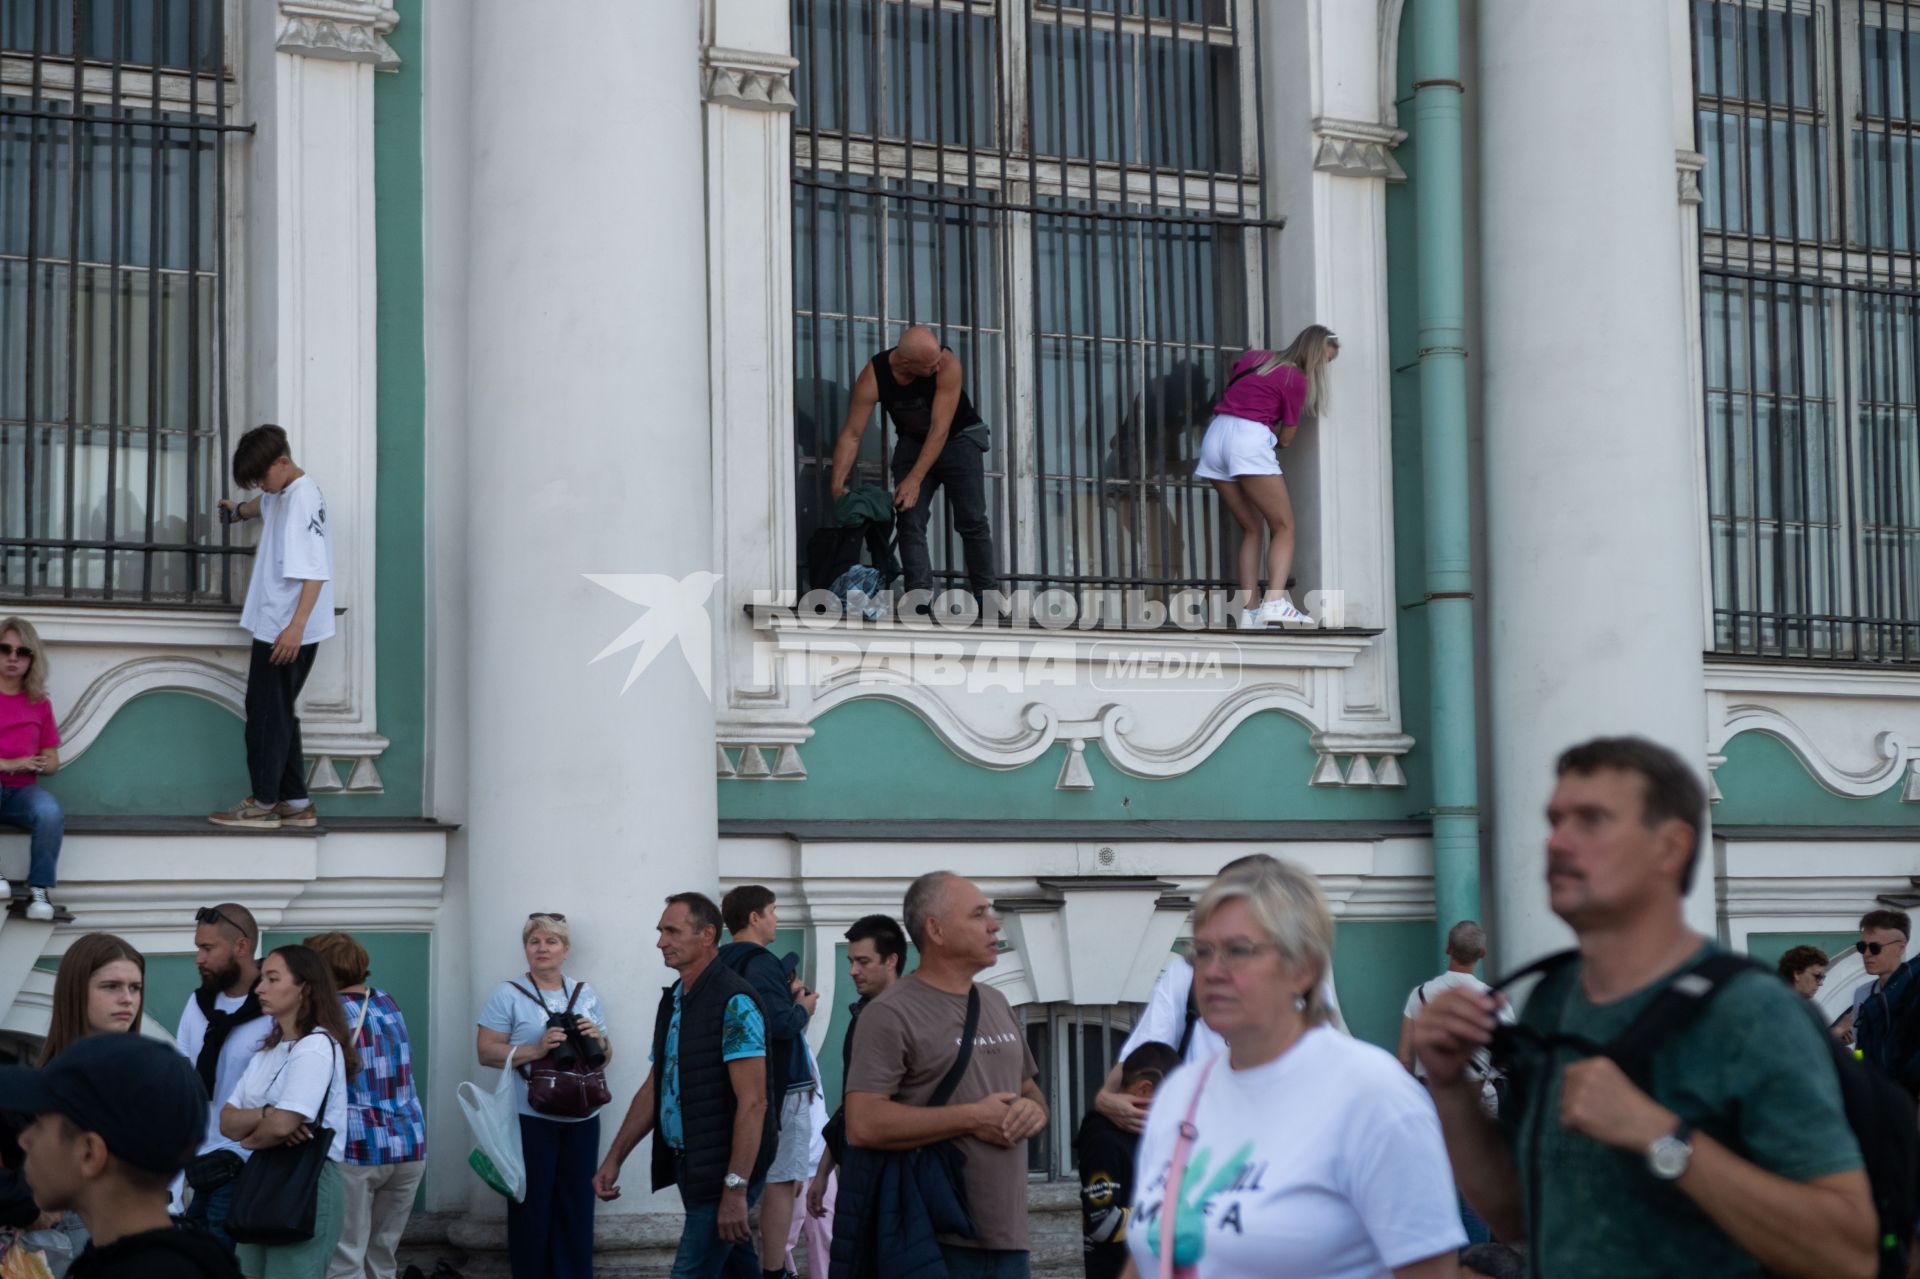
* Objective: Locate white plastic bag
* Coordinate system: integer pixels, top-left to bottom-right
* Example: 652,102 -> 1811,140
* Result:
460,1046 -> 526,1202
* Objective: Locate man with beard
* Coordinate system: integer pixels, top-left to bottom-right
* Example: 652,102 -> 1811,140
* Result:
172,904 -> 271,1246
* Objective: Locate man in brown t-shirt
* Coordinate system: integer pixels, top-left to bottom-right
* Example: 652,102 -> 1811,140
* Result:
845,871 -> 1046,1276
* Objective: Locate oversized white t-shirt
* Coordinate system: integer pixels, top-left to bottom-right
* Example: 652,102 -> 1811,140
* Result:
240,474 -> 336,645
174,993 -> 273,1157
1127,1028 -> 1466,1279
1120,959 -> 1347,1065
228,1032 -> 351,1162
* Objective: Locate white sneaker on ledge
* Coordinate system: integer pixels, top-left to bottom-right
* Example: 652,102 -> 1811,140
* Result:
0,879 -> 15,903
26,888 -> 53,921
1256,597 -> 1317,628
1237,607 -> 1261,629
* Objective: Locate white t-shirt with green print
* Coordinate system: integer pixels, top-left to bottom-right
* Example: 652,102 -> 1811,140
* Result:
1126,1026 -> 1465,1278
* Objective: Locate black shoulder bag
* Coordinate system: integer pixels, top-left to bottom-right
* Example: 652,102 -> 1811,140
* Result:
891,986 -> 982,1235
226,1033 -> 340,1245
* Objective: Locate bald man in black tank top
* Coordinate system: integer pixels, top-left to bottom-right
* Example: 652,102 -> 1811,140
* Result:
829,326 -> 996,603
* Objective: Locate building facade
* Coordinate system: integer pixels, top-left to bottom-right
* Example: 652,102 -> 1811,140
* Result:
0,0 -> 1915,1263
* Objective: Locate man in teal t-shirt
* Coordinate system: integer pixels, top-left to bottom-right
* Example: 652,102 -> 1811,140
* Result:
1414,737 -> 1876,1279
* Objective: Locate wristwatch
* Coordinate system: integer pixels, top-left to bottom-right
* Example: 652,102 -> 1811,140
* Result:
1646,1120 -> 1694,1181
723,1172 -> 749,1191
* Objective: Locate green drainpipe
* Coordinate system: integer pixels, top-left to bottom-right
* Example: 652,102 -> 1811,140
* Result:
1411,0 -> 1482,956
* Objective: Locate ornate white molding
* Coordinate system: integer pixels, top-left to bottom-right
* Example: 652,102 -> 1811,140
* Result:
277,0 -> 400,69
1312,117 -> 1407,181
719,620 -> 1410,791
1707,665 -> 1920,803
703,46 -> 798,113
14,608 -> 390,791
1676,149 -> 1707,206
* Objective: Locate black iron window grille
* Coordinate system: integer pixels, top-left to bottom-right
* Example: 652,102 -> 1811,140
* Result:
0,0 -> 247,606
792,0 -> 1281,604
1694,0 -> 1920,662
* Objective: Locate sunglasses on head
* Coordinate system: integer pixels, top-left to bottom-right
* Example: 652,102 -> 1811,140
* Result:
195,906 -> 248,938
1858,939 -> 1905,956
529,912 -> 566,923
0,644 -> 32,661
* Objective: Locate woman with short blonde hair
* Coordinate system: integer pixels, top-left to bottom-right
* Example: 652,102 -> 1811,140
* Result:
0,616 -> 62,920
1123,860 -> 1464,1278
1194,326 -> 1340,629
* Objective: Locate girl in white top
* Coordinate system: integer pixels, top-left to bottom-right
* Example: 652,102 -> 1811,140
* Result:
220,944 -> 357,1279
1123,861 -> 1464,1279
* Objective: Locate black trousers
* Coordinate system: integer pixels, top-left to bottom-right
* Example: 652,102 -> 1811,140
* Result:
245,639 -> 318,805
890,433 -> 996,598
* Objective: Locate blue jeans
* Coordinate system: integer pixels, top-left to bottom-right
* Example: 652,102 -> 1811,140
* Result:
184,1181 -> 235,1250
938,1245 -> 1031,1279
0,783 -> 61,887
1460,1191 -> 1492,1244
671,1159 -> 764,1279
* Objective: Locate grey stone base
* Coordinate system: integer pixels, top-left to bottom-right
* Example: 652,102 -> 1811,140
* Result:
396,1182 -> 1086,1278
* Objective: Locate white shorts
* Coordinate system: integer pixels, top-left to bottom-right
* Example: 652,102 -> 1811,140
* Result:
766,1088 -> 816,1183
1193,413 -> 1283,481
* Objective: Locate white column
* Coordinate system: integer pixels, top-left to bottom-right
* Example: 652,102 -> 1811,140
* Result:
463,0 -> 719,1225
1480,0 -> 1715,967
246,1 -> 400,784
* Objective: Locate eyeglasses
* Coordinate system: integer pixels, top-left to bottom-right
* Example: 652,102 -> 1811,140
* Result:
1857,940 -> 1904,956
1179,939 -> 1278,971
195,907 -> 249,938
0,644 -> 33,661
529,912 -> 566,923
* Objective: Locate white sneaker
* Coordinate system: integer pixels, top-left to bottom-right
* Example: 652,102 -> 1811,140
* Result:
0,879 -> 15,902
1256,597 -> 1317,628
1237,607 -> 1261,629
26,888 -> 53,921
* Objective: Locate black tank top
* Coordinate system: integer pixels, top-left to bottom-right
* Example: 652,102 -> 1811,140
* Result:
870,347 -> 983,439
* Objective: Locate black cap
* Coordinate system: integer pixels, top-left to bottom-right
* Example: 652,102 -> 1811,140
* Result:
0,1034 -> 209,1175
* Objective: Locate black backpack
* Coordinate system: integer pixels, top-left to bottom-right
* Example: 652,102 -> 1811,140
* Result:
1491,949 -> 1918,1279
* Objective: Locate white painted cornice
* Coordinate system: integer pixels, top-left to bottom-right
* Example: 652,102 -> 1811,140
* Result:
1312,116 -> 1407,182
277,0 -> 400,69
703,45 -> 798,113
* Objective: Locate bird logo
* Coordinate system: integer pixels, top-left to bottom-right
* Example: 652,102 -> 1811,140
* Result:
583,572 -> 724,699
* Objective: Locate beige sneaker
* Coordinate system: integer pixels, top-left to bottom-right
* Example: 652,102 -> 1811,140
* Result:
274,802 -> 318,829
208,798 -> 281,829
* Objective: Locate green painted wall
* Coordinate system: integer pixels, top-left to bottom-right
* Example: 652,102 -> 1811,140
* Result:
719,700 -> 1426,823
1714,731 -> 1916,826
1745,931 -> 1856,969
38,0 -> 429,818
1384,7 -> 1438,836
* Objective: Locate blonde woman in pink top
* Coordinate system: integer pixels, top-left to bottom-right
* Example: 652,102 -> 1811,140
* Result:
0,616 -> 60,920
1195,326 -> 1339,628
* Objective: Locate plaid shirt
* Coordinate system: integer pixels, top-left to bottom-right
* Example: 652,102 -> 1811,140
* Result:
340,989 -> 427,1165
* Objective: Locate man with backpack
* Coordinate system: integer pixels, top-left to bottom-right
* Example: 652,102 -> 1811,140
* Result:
717,885 -> 817,1279
1415,737 -> 1885,1279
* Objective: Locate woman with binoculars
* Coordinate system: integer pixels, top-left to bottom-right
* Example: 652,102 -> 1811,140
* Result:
476,912 -> 612,1279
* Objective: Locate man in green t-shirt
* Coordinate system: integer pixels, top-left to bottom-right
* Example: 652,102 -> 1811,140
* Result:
1414,736 -> 1875,1278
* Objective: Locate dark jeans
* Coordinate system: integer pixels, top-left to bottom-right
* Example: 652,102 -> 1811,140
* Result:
938,1245 -> 1030,1278
891,432 -> 995,599
508,1114 -> 599,1279
184,1181 -> 235,1250
0,783 -> 62,886
244,638 -> 318,806
670,1156 -> 765,1279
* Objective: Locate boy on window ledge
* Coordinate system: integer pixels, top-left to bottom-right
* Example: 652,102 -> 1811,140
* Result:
209,424 -> 334,831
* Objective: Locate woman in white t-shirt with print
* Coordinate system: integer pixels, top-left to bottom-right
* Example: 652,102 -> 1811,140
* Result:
220,943 -> 357,1279
1123,861 -> 1465,1279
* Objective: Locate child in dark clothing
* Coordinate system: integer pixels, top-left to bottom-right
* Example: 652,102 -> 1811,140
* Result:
1075,1041 -> 1179,1279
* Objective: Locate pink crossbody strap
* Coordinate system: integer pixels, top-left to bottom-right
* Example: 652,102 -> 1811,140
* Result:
1158,1054 -> 1220,1279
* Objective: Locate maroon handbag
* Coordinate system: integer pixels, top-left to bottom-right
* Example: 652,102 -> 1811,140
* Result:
508,977 -> 612,1119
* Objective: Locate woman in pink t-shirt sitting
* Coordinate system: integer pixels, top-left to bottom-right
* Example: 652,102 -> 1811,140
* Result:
1194,326 -> 1339,628
0,618 -> 61,920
